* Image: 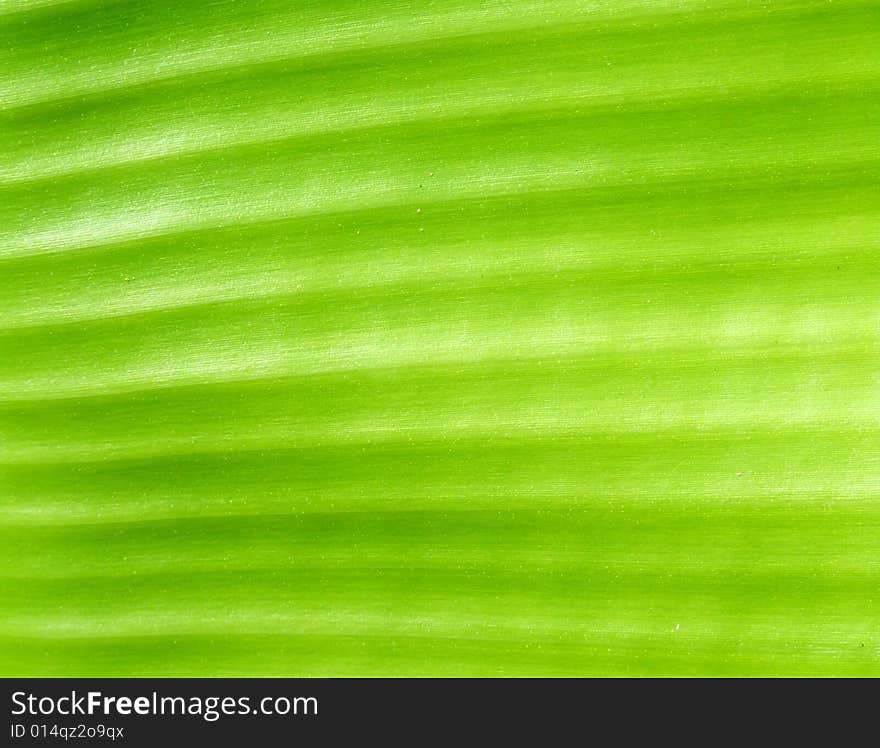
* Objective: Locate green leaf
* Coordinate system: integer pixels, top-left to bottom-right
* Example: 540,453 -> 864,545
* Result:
1,0 -> 878,676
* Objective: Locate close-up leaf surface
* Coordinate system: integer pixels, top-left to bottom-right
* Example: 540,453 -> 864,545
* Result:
0,0 -> 878,676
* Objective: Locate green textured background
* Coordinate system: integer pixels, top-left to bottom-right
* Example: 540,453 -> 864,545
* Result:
1,0 -> 878,676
